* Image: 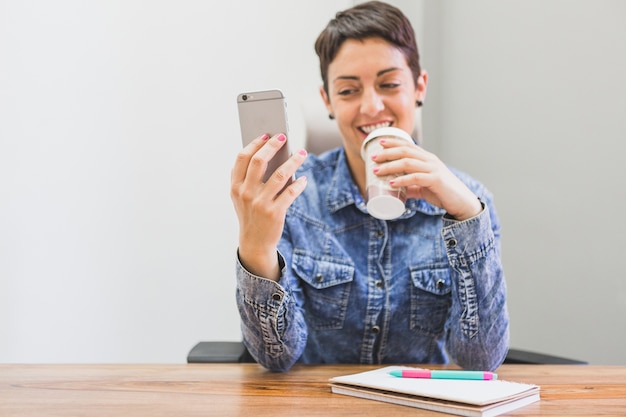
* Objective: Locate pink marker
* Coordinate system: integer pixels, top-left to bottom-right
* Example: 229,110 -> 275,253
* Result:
389,369 -> 497,380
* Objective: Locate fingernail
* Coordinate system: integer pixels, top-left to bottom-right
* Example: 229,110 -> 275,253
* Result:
261,133 -> 270,140
373,167 -> 380,173
298,149 -> 307,156
277,134 -> 286,141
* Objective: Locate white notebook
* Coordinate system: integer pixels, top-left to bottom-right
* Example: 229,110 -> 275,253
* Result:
329,366 -> 540,417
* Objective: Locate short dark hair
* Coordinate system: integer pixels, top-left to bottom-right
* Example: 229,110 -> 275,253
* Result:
314,1 -> 421,95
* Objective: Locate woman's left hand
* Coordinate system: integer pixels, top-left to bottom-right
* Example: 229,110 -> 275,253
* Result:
371,137 -> 482,221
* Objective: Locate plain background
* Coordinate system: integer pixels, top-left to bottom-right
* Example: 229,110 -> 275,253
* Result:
1,0 -> 625,364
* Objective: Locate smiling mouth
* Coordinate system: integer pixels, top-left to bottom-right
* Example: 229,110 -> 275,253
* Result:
360,122 -> 392,134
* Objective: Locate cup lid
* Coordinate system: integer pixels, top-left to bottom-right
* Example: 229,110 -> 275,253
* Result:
360,127 -> 414,159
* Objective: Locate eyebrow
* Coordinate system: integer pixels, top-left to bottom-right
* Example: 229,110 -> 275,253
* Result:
332,67 -> 401,83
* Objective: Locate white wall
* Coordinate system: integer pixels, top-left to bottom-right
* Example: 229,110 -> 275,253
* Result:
1,0 -> 625,365
420,1 -> 626,364
0,0 -> 350,363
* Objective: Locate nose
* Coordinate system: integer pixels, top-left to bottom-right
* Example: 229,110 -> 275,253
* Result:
360,88 -> 384,117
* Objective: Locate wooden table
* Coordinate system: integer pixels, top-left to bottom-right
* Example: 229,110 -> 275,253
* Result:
1,363 -> 625,416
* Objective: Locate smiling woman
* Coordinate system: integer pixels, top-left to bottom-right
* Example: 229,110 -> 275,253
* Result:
230,1 -> 509,373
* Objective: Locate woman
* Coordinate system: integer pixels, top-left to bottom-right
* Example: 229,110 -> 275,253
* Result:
230,1 -> 509,372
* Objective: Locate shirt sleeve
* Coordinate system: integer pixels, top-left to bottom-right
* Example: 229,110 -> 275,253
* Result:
441,199 -> 510,371
235,250 -> 307,371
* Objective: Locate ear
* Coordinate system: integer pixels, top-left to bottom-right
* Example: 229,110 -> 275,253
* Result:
415,70 -> 428,104
319,85 -> 333,115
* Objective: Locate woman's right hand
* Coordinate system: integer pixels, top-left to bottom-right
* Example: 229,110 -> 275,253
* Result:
230,133 -> 307,281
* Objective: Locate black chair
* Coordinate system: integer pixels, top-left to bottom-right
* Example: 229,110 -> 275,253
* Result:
187,341 -> 588,365
502,348 -> 587,365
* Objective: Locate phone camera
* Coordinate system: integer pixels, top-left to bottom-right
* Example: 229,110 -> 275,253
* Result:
242,94 -> 248,101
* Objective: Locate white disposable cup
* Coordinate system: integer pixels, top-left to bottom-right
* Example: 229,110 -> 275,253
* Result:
360,127 -> 414,220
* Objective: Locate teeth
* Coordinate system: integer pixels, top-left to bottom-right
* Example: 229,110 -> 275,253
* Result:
361,122 -> 391,134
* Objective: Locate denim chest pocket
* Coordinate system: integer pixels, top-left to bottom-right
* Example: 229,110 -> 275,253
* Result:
293,252 -> 355,330
409,265 -> 452,337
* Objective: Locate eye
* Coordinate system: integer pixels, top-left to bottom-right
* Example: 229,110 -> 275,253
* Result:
337,87 -> 359,96
380,82 -> 401,89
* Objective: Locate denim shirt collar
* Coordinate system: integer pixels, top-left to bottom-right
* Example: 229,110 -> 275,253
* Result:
325,148 -> 447,219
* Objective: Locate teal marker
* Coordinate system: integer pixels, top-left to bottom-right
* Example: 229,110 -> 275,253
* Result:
389,369 -> 497,380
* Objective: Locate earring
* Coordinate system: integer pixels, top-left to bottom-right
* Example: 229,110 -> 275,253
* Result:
416,100 -> 423,107
328,114 -> 335,120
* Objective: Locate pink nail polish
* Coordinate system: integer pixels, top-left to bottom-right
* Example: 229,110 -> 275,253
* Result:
277,134 -> 286,141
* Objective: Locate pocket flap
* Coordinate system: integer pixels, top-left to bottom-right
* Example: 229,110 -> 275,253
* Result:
293,252 -> 355,289
410,265 -> 452,295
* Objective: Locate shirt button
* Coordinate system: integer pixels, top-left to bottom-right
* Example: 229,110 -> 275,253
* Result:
375,281 -> 383,289
272,293 -> 282,301
436,279 -> 445,289
315,274 -> 324,283
376,230 -> 384,238
372,325 -> 380,334
446,238 -> 457,248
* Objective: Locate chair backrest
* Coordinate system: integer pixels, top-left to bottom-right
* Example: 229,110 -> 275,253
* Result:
187,341 -> 587,365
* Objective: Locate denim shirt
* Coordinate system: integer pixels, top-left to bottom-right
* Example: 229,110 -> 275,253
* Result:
235,147 -> 509,372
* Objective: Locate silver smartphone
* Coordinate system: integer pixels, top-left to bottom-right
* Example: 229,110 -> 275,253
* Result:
237,89 -> 292,184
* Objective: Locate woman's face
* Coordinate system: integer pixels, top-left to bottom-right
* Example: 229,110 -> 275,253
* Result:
320,37 -> 427,179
